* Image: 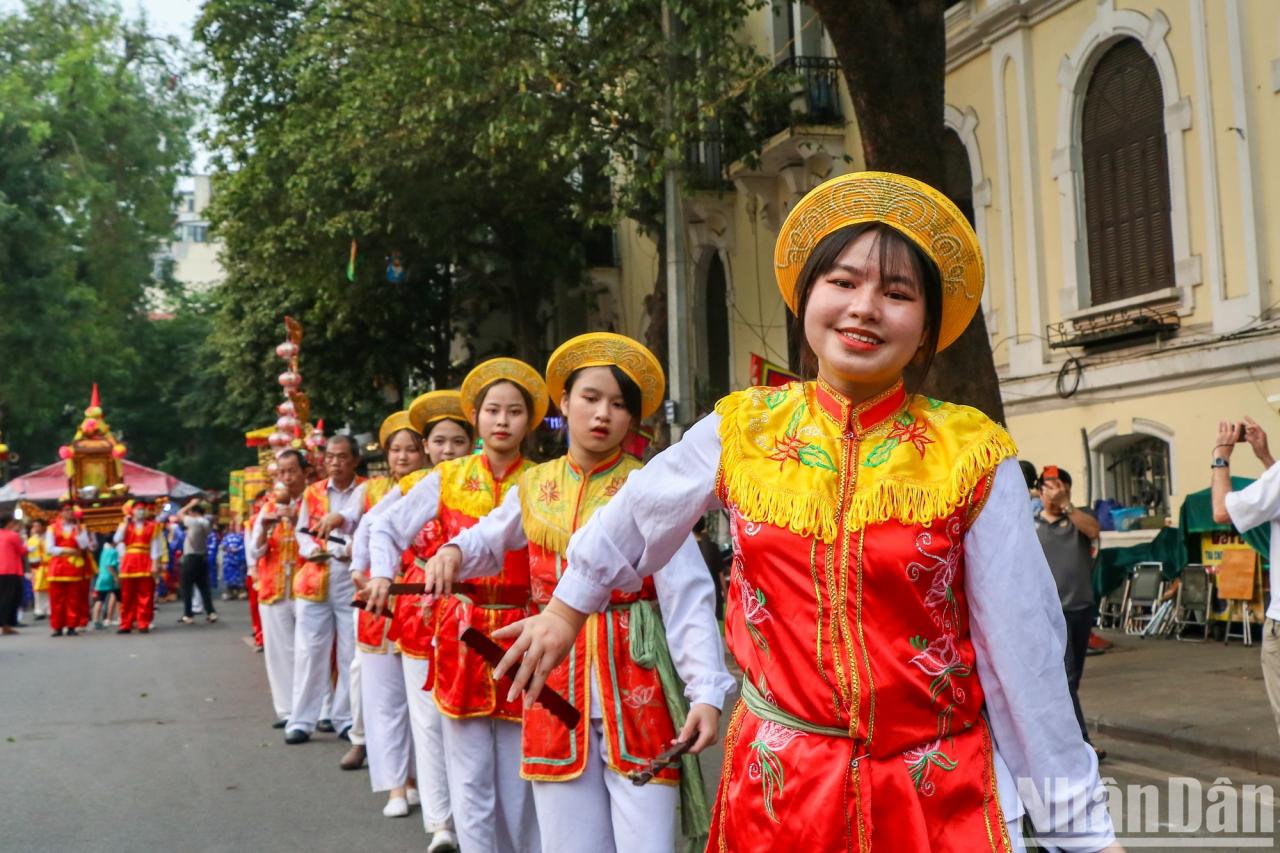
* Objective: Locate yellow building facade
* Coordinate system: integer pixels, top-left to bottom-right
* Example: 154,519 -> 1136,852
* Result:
603,0 -> 1280,526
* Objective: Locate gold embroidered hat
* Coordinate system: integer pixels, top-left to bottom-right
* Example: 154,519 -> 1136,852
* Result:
407,390 -> 465,435
378,410 -> 420,449
460,359 -> 550,427
545,332 -> 665,421
774,170 -> 984,352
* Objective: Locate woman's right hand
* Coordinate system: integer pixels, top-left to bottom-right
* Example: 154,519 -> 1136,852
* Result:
364,576 -> 391,614
423,545 -> 462,597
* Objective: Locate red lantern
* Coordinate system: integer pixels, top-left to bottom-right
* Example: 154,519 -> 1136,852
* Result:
275,341 -> 299,360
278,371 -> 301,390
276,415 -> 298,433
112,444 -> 127,459
58,445 -> 73,460
82,418 -> 99,434
277,400 -> 296,417
268,431 -> 290,449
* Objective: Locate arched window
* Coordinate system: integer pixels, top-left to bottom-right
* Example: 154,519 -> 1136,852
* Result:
941,128 -> 975,227
704,253 -> 731,401
1081,38 -> 1175,306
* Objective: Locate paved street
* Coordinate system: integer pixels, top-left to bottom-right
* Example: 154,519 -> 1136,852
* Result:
2,602 -> 1277,852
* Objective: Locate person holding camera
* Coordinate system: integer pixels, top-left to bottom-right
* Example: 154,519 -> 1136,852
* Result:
1212,417 -> 1280,740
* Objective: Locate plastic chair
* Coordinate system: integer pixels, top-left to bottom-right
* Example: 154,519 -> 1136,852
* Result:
1123,562 -> 1164,636
1098,581 -> 1127,630
1173,564 -> 1211,642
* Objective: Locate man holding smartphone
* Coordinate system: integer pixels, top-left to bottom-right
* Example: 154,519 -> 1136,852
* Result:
1212,416 -> 1280,741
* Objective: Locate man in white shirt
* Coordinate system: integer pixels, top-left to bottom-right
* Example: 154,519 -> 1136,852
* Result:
1212,416 -> 1280,740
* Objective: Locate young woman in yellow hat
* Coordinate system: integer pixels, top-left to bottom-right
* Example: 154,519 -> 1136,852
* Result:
343,408 -> 426,816
423,333 -> 733,853
368,363 -> 546,853
486,174 -> 1121,852
347,392 -> 471,845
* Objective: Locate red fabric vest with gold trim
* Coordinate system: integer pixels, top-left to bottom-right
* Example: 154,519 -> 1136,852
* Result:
356,476 -> 396,653
294,476 -> 365,602
431,453 -> 534,721
47,520 -> 86,582
707,380 -> 1017,853
255,498 -> 298,605
518,451 -> 678,785
120,520 -> 159,578
387,469 -> 444,660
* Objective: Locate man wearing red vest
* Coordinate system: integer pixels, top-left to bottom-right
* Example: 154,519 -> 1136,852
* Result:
45,501 -> 92,636
248,450 -> 308,728
113,500 -> 164,633
285,434 -> 364,744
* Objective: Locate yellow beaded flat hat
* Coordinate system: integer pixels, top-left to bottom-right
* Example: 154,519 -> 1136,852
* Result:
407,390 -> 465,435
460,359 -> 549,427
545,332 -> 666,421
378,410 -> 419,449
774,170 -> 985,352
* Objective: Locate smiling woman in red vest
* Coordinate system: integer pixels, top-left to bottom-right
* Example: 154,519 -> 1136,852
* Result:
486,174 -> 1123,853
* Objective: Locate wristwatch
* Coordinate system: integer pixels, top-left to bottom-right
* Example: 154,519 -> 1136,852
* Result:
1062,504 -> 1075,515
1211,457 -> 1229,469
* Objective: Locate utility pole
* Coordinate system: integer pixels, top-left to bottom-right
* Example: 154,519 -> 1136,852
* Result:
662,2 -> 693,440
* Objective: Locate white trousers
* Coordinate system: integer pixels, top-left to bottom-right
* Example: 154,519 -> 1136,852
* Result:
402,655 -> 452,834
361,649 -> 413,791
289,584 -> 355,733
441,716 -> 538,853
532,719 -> 677,853
260,600 -> 296,721
348,617 -> 365,746
34,590 -> 49,616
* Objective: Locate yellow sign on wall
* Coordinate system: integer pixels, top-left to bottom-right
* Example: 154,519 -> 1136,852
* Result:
1201,531 -> 1265,623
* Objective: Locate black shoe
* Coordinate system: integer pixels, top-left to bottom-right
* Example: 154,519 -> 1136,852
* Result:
117,627 -> 132,634
139,627 -> 151,634
337,726 -> 351,743
35,613 -> 48,621
66,628 -> 77,636
272,719 -> 288,729
51,629 -> 64,637
284,729 -> 310,745
316,719 -> 335,733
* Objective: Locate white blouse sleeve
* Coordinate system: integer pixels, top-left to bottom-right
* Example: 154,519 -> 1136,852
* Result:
654,534 -> 735,710
1224,461 -> 1280,532
451,486 -> 528,581
965,458 -> 1116,851
350,485 -> 402,575
369,471 -> 441,581
558,413 -> 722,613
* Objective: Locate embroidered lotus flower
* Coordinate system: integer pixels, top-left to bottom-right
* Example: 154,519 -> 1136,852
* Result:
623,684 -> 655,709
909,633 -> 971,706
903,739 -> 957,796
748,721 -> 806,822
887,416 -> 934,458
603,476 -> 625,497
537,480 -> 560,505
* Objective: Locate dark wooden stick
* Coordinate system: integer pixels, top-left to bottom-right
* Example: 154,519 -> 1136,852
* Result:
300,527 -> 348,545
460,627 -> 581,730
628,738 -> 694,786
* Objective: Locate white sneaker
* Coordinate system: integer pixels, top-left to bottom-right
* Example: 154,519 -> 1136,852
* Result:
427,830 -> 459,852
405,786 -> 420,807
382,797 -> 409,818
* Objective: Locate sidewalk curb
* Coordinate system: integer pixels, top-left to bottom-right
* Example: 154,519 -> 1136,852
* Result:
1089,715 -> 1280,777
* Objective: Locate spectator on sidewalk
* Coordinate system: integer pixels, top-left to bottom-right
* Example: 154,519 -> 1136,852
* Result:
92,539 -> 120,630
1212,416 -> 1280,742
175,499 -> 218,625
0,514 -> 28,634
1035,465 -> 1105,761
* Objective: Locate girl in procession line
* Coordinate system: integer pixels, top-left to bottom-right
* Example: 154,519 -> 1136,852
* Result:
424,333 -> 733,853
367,368 -> 544,853
481,174 -> 1123,853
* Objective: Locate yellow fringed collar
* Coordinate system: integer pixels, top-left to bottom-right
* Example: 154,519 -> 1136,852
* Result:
716,381 -> 1016,543
520,449 -> 640,555
437,452 -> 530,520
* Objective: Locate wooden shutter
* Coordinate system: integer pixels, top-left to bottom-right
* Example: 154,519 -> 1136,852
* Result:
1081,39 -> 1175,305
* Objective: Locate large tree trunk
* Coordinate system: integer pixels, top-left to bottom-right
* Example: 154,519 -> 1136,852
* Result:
809,0 -> 1006,423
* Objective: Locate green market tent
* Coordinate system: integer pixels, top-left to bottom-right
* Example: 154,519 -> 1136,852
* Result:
1093,476 -> 1270,600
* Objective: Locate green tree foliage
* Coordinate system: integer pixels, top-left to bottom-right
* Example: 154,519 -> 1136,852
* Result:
0,0 -> 219,478
195,0 -> 775,430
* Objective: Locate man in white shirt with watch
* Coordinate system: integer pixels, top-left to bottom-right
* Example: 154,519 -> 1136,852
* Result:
1212,416 -> 1280,741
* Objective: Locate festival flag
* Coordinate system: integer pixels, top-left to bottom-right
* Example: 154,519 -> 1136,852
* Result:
346,240 -> 358,282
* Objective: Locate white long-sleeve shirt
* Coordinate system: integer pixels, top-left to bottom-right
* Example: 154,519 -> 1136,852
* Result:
113,522 -> 164,560
1224,460 -> 1280,622
368,471 -> 443,581
346,482 -> 404,576
447,481 -> 735,713
558,413 -> 1116,851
